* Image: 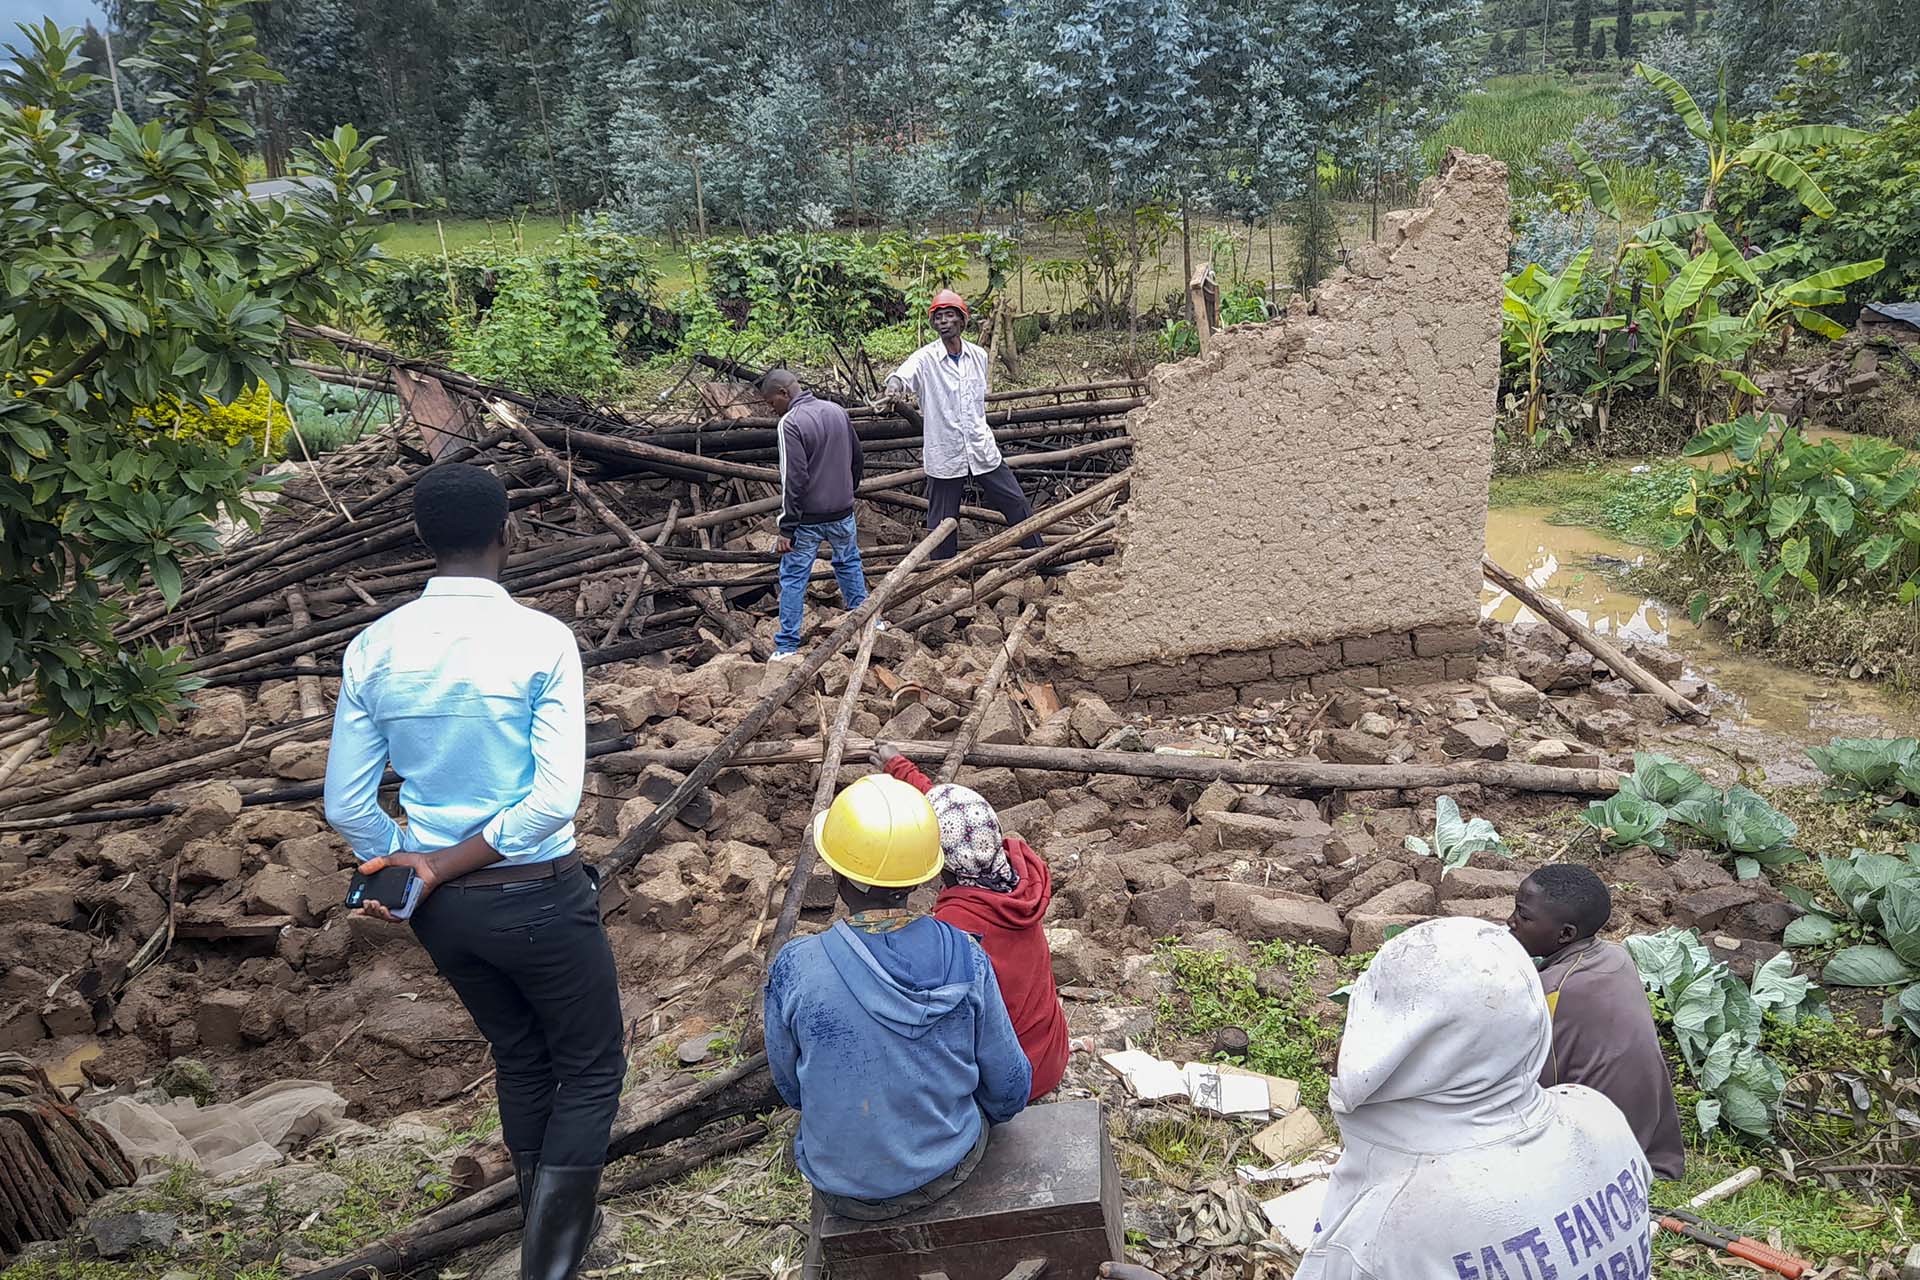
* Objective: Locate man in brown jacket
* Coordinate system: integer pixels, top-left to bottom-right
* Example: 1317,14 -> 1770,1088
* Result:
1509,865 -> 1686,1181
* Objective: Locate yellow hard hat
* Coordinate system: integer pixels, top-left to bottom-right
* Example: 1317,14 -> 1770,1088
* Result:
810,774 -> 944,888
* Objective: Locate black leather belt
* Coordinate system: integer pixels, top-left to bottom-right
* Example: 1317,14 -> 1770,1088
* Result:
445,852 -> 582,888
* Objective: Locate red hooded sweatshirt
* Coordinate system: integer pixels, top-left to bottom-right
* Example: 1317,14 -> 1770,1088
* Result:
884,756 -> 1070,1100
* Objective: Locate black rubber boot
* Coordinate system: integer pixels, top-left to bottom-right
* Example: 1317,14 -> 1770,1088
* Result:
520,1163 -> 604,1280
512,1151 -> 540,1222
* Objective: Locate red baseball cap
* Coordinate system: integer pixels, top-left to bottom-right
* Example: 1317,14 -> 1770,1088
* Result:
928,289 -> 969,318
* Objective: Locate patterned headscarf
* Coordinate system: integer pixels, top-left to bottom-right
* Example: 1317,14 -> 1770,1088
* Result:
926,783 -> 1018,893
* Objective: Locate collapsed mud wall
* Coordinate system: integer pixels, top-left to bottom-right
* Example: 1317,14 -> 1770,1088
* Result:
1047,150 -> 1510,697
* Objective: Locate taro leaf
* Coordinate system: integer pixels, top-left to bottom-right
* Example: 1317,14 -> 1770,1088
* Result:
1878,878 -> 1920,966
1579,794 -> 1670,850
1749,951 -> 1811,1019
1622,753 -> 1714,807
1821,944 -> 1920,988
1805,738 -> 1920,796
1783,914 -> 1842,948
1815,495 -> 1855,537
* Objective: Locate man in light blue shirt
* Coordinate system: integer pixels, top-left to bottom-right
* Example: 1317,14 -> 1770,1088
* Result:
324,463 -> 622,1280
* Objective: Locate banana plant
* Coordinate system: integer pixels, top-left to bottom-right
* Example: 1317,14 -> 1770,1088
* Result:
1502,248 -> 1625,440
1632,239 -> 1734,400
1632,64 -> 1869,224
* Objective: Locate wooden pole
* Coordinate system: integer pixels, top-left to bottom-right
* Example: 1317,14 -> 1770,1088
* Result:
899,515 -> 1117,631
495,404 -> 765,658
904,472 -> 1129,606
604,520 -> 958,874
600,501 -> 679,647
939,603 -> 1038,784
763,614 -> 884,962
283,587 -> 326,719
597,738 -> 1625,796
1482,555 -> 1706,723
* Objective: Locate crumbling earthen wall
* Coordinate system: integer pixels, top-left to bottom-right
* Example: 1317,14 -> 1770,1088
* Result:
1048,150 -> 1510,689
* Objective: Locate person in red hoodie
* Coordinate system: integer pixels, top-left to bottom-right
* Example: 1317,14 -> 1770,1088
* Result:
871,742 -> 1070,1100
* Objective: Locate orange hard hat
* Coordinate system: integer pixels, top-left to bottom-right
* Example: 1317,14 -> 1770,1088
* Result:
929,289 -> 969,318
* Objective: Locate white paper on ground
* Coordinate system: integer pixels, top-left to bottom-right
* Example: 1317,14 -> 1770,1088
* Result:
1182,1062 -> 1271,1117
1261,1178 -> 1331,1252
1101,1049 -> 1189,1100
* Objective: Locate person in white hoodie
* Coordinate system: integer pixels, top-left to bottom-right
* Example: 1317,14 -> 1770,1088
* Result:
1296,917 -> 1654,1280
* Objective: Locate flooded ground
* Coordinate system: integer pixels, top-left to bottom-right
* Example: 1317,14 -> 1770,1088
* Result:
1483,505 -> 1917,778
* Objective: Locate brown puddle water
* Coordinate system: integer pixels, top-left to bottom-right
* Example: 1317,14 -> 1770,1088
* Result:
1482,507 -> 1917,749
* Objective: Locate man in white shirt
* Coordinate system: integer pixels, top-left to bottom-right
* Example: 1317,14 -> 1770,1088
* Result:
324,463 -> 622,1280
882,290 -> 1043,560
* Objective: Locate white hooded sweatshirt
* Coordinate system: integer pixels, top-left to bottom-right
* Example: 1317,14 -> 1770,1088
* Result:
1297,918 -> 1653,1280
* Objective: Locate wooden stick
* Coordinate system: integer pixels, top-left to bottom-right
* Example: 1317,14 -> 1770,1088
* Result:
604,520 -> 957,875
902,471 -> 1130,606
940,603 -> 1038,784
596,738 -> 1625,796
764,614 -> 883,963
6,719 -> 326,820
495,403 -> 764,658
601,500 -> 679,647
0,731 -> 48,792
900,515 -> 1117,631
283,587 -> 326,719
1482,555 -> 1707,723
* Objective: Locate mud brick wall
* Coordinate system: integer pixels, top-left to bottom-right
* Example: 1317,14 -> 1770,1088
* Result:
1055,623 -> 1484,716
1046,150 -> 1510,681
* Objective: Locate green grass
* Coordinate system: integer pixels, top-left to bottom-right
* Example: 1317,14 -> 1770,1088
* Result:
1154,939 -> 1341,1112
1490,460 -> 1693,545
377,213 -> 571,258
1654,1152 -> 1913,1275
615,1134 -> 810,1279
1424,73 -> 1621,192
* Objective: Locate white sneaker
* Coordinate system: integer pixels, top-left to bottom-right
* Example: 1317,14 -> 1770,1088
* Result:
874,620 -> 892,632
769,650 -> 799,662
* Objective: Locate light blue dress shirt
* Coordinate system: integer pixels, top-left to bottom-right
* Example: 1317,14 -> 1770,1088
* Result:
323,577 -> 585,864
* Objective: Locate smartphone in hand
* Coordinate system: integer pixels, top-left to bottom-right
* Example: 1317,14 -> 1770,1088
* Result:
345,865 -> 424,920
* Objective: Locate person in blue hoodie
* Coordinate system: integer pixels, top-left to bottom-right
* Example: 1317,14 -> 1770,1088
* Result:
764,773 -> 1032,1221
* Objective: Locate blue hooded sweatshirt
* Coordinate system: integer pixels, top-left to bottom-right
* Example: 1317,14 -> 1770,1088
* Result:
764,917 -> 1032,1201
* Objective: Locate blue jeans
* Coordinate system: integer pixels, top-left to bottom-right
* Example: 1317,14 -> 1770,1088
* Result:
777,514 -> 868,654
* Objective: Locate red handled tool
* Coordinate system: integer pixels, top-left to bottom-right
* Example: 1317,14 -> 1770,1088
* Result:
1654,1207 -> 1809,1278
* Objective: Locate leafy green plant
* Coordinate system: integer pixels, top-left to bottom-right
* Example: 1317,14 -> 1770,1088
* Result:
1779,847 -> 1920,1038
1403,796 -> 1509,876
1668,785 -> 1803,881
0,7 -> 401,744
1805,737 -> 1920,802
1582,793 -> 1673,851
452,264 -> 622,396
1502,248 -> 1625,441
1580,753 -> 1714,852
1672,414 -> 1920,624
1157,317 -> 1199,359
1628,929 -> 1825,1139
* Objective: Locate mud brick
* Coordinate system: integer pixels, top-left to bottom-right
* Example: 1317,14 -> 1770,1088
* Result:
1163,687 -> 1238,715
1270,643 -> 1342,677
1085,672 -> 1132,704
1242,680 -> 1308,703
1341,633 -> 1413,666
1377,657 -> 1448,686
1309,666 -> 1379,692
1412,623 -> 1483,657
1443,655 -> 1480,679
1199,650 -> 1273,685
1128,663 -> 1192,697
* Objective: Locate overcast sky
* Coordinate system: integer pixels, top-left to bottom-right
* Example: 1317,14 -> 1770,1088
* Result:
1,0 -> 103,34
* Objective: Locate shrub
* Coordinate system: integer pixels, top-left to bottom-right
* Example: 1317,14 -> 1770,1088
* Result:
452,264 -> 623,397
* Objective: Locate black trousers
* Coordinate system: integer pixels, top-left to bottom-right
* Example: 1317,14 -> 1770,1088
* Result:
926,464 -> 1043,559
411,865 -> 625,1166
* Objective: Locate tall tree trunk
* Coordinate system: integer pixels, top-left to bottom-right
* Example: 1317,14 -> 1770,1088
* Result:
1180,200 -> 1193,323
690,150 -> 708,239
847,128 -> 859,230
